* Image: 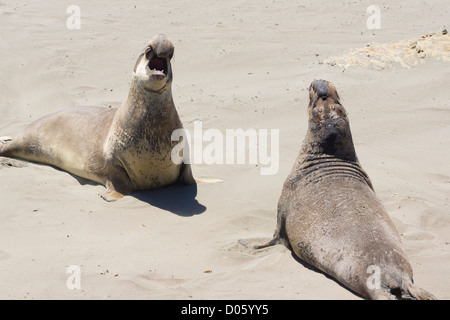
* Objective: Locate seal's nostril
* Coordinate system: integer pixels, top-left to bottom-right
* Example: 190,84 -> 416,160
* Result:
313,80 -> 328,98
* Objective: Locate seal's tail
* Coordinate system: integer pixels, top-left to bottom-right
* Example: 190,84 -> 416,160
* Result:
405,282 -> 437,300
0,136 -> 13,156
371,279 -> 436,300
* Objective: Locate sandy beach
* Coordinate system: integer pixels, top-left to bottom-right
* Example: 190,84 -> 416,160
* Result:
0,0 -> 449,300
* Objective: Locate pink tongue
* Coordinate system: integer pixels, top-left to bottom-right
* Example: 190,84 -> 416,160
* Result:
152,71 -> 166,80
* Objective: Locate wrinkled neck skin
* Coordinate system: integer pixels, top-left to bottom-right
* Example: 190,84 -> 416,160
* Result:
292,123 -> 374,190
121,75 -> 175,119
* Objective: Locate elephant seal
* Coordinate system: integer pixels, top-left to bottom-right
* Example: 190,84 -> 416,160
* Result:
255,80 -> 435,300
0,34 -> 195,201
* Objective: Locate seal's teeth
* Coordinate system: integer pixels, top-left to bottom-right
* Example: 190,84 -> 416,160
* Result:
148,55 -> 168,74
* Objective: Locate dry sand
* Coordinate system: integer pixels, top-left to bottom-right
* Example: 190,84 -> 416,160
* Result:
0,0 -> 449,299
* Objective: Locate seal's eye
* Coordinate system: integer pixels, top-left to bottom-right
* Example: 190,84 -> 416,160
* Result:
145,49 -> 153,60
334,102 -> 346,116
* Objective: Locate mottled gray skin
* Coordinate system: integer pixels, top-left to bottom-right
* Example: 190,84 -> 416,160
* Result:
257,80 -> 435,300
0,34 -> 194,201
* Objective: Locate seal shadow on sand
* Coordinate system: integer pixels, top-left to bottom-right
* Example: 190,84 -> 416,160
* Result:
132,181 -> 206,217
71,173 -> 206,216
1,157 -> 206,217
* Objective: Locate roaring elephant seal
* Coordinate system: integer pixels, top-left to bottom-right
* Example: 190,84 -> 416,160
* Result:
0,34 -> 195,201
255,80 -> 435,300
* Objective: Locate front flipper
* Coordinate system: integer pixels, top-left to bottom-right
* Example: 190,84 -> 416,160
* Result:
100,168 -> 133,202
253,236 -> 286,249
251,211 -> 290,250
238,237 -> 279,250
101,189 -> 125,202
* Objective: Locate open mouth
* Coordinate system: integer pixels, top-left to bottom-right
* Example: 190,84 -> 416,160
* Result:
147,52 -> 168,80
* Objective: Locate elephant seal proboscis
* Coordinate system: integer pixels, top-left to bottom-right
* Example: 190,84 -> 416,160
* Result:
254,80 -> 436,300
0,34 -> 195,201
